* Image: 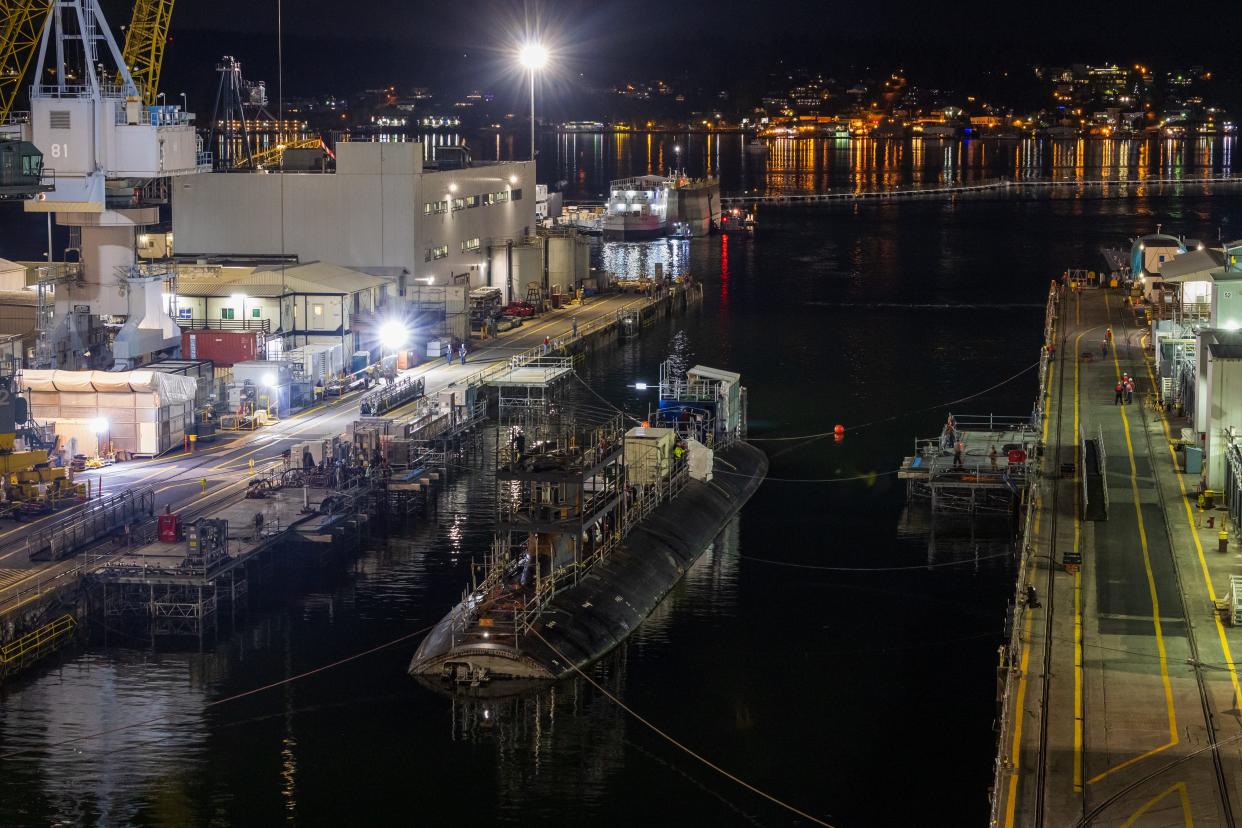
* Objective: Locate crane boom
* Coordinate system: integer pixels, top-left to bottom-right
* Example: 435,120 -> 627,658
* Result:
0,0 -> 52,122
122,0 -> 174,106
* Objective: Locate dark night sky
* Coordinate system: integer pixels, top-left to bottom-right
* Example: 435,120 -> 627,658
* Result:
91,0 -> 1242,110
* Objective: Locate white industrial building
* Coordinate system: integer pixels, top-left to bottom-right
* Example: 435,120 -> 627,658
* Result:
1149,241 -> 1242,495
172,142 -> 537,302
173,261 -> 400,356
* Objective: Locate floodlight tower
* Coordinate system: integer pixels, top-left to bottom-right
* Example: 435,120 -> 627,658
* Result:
24,0 -> 209,368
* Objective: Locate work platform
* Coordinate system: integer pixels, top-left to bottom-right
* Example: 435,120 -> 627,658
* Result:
993,283 -> 1242,826
901,417 -> 1038,514
97,485 -> 353,639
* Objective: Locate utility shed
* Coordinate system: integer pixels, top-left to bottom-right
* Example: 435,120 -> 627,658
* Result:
21,369 -> 197,458
624,426 -> 676,486
687,365 -> 742,433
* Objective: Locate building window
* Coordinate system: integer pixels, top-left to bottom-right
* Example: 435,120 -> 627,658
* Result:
461,237 -> 480,253
424,202 -> 432,215
252,307 -> 261,318
221,307 -> 235,320
511,188 -> 522,201
431,245 -> 448,260
495,190 -> 509,203
312,304 -> 324,317
466,195 -> 480,208
433,200 -> 449,214
452,197 -> 465,211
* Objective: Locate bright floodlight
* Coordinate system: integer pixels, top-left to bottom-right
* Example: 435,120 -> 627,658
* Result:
379,320 -> 409,350
519,42 -> 548,70
90,417 -> 108,434
262,372 -> 277,387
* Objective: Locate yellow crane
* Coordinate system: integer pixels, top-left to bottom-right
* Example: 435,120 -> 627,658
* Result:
235,136 -> 324,169
1,0 -> 173,118
0,0 -> 52,122
121,0 -> 175,107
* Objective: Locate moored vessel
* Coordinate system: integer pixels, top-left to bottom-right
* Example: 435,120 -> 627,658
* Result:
409,359 -> 767,690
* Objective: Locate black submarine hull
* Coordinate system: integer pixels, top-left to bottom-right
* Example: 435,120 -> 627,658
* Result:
409,441 -> 768,689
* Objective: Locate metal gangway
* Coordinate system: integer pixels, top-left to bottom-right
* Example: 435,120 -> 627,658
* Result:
27,485 -> 155,562
360,374 -> 425,416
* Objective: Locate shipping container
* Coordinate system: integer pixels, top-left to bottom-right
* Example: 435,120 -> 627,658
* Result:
182,331 -> 264,367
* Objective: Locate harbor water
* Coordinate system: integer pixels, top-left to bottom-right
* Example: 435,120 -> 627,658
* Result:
1,139 -> 1240,825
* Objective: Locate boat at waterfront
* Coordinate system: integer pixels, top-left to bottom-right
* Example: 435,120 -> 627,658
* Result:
602,173 -> 721,240
409,359 -> 767,691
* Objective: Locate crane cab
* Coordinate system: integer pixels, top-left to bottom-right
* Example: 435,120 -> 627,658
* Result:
0,139 -> 52,201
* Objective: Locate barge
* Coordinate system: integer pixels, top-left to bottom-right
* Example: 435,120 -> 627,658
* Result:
409,359 -> 766,689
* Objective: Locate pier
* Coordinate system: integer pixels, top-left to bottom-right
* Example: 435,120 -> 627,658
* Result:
0,281 -> 701,680
718,175 -> 1242,209
991,283 -> 1242,825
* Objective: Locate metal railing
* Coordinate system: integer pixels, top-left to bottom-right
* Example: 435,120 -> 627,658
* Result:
28,486 -> 155,563
360,374 -> 424,416
0,614 -> 76,671
178,317 -> 270,332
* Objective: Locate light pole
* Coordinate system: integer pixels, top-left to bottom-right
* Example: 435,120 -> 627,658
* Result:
180,91 -> 187,112
519,42 -> 548,164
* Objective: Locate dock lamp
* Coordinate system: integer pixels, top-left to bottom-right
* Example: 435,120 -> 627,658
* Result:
519,42 -> 548,163
379,320 -> 409,369
90,417 -> 109,461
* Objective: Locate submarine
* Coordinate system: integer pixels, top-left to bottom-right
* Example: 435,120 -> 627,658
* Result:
409,361 -> 767,689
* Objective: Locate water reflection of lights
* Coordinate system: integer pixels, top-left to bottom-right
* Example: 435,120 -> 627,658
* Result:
599,238 -> 690,282
448,514 -> 464,557
281,734 -> 298,815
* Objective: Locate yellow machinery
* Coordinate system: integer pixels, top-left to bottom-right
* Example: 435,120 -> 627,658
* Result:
235,136 -> 324,169
121,0 -> 175,106
0,0 -> 53,121
1,0 -> 174,119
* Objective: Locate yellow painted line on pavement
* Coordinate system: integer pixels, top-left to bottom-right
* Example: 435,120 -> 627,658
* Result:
1087,316 -> 1179,785
1141,344 -> 1242,715
1072,328 -> 1086,792
1119,781 -> 1193,828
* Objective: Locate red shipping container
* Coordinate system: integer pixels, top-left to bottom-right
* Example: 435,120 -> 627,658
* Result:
181,330 -> 264,367
158,513 -> 179,543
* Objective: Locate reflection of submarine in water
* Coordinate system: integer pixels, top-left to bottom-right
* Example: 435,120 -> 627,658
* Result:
409,360 -> 767,691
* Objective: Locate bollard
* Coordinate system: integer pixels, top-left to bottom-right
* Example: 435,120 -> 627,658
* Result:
1220,530 -> 1229,555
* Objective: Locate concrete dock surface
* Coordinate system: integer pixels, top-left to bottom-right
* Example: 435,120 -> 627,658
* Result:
997,285 -> 1242,826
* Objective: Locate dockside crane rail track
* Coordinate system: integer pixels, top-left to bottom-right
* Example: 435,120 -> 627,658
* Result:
988,282 -> 1058,827
1031,290 -> 1069,826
